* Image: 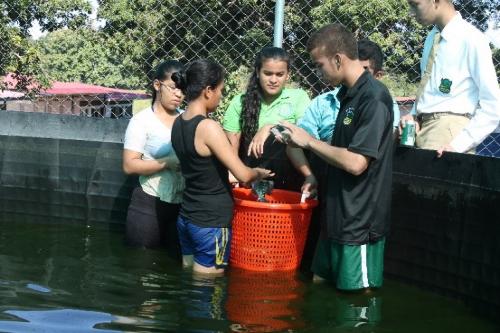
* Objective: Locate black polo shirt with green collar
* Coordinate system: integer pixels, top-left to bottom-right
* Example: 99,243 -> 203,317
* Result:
325,71 -> 394,245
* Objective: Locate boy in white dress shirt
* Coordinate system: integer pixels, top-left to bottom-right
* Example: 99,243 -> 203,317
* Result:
401,0 -> 500,157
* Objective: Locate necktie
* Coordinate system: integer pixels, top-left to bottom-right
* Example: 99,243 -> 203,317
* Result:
415,30 -> 441,112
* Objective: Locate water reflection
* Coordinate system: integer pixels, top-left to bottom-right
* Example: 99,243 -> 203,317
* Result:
0,309 -> 121,333
331,296 -> 382,330
303,284 -> 382,331
225,268 -> 306,332
26,283 -> 51,293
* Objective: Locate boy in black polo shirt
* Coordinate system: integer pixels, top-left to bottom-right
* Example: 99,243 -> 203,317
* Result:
280,24 -> 393,290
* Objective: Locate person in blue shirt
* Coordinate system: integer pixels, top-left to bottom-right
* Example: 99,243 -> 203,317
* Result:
296,88 -> 341,143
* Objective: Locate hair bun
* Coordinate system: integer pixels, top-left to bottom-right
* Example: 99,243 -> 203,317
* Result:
171,71 -> 187,91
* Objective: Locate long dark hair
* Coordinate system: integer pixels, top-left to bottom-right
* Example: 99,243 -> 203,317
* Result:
171,59 -> 225,102
240,47 -> 290,148
150,60 -> 183,106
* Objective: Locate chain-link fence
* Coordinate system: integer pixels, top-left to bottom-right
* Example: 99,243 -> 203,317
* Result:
1,0 -> 499,156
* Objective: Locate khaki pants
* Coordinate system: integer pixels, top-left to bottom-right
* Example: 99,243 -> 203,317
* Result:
416,113 -> 473,153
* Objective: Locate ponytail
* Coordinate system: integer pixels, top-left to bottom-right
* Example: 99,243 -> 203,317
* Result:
172,59 -> 225,102
171,71 -> 188,92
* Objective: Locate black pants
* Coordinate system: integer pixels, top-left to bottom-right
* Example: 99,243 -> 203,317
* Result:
125,186 -> 181,259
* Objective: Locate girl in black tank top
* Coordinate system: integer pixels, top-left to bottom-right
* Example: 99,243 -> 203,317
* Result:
170,59 -> 273,275
172,114 -> 233,228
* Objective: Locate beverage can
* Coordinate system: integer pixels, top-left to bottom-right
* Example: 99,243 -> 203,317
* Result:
400,120 -> 416,146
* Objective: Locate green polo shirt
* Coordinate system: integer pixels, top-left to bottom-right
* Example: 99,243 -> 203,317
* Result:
223,88 -> 310,132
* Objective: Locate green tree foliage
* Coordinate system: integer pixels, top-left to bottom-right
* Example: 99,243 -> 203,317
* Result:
455,0 -> 500,31
493,48 -> 500,79
305,1 -> 426,87
3,0 -> 499,100
4,0 -> 91,35
0,13 -> 21,76
97,0 -> 277,104
0,0 -> 91,92
37,29 -> 143,88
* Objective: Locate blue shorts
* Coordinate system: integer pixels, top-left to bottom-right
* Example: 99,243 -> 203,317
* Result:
176,216 -> 231,269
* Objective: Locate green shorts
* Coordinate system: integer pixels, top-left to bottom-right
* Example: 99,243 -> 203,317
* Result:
311,237 -> 385,290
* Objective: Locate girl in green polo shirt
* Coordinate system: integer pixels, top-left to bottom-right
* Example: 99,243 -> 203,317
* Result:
223,47 -> 310,190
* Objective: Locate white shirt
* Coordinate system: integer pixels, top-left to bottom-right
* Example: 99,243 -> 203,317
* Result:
124,107 -> 184,203
415,13 -> 500,152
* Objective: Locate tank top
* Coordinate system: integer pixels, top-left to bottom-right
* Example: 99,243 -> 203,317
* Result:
171,114 -> 234,228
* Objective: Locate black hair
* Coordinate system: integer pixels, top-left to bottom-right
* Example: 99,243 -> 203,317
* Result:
307,23 -> 358,60
240,46 -> 290,149
358,39 -> 384,73
171,59 -> 225,102
151,60 -> 183,105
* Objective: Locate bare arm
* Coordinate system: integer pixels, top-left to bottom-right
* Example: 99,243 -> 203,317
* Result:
286,146 -> 317,195
248,124 -> 273,158
122,149 -> 176,175
201,120 -> 272,182
281,121 -> 370,176
308,140 -> 370,176
286,146 -> 313,177
224,130 -> 241,156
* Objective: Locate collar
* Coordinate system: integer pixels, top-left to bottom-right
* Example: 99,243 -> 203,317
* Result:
439,12 -> 462,41
338,70 -> 371,102
319,87 -> 341,102
261,88 -> 291,107
277,88 -> 293,101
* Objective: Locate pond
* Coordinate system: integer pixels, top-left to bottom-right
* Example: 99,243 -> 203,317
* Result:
0,221 -> 497,332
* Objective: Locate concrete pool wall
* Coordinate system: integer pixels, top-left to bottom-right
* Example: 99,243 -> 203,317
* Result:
0,111 -> 498,317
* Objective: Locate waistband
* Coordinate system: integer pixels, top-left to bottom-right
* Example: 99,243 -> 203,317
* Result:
417,112 -> 472,122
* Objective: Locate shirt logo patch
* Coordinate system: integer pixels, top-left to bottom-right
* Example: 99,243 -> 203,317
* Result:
278,104 -> 293,118
343,107 -> 355,125
439,78 -> 452,94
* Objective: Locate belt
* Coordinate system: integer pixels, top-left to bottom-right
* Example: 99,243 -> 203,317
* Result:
417,112 -> 472,122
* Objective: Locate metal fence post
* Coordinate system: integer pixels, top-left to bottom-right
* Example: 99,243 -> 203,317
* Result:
273,0 -> 285,47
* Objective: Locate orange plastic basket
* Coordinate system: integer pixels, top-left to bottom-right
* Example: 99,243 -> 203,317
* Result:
230,188 -> 318,271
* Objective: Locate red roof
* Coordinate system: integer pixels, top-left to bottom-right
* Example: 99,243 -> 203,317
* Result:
42,81 -> 147,97
2,74 -> 149,100
2,73 -> 41,92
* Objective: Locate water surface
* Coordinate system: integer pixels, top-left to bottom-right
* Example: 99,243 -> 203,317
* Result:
0,221 -> 497,332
